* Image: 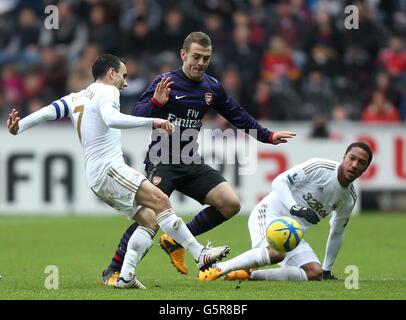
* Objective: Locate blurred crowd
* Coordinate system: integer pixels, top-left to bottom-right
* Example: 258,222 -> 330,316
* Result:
1,0 -> 406,128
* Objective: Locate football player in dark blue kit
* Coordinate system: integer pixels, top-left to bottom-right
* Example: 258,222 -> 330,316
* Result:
102,32 -> 295,285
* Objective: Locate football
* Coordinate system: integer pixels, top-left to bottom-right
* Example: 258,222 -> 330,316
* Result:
266,216 -> 304,253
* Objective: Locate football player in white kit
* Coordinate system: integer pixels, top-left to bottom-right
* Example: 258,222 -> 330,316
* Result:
199,142 -> 372,282
7,54 -> 230,289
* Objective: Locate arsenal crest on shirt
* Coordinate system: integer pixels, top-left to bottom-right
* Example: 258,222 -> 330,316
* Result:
205,92 -> 212,105
152,176 -> 162,185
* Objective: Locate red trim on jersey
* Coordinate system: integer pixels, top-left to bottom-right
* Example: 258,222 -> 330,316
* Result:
114,254 -> 123,263
151,97 -> 164,108
268,132 -> 275,144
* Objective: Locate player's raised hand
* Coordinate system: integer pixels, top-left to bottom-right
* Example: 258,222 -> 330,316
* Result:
153,77 -> 174,106
7,108 -> 20,135
152,118 -> 175,135
270,131 -> 296,145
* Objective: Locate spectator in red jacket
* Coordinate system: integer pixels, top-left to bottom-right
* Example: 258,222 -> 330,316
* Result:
362,90 -> 401,123
261,35 -> 300,84
377,35 -> 406,79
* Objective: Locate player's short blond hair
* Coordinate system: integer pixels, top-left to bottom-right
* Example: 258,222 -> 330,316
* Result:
183,32 -> 212,52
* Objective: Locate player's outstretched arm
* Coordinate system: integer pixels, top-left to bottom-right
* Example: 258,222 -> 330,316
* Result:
322,212 -> 348,277
7,105 -> 60,135
7,108 -> 20,135
322,230 -> 344,279
101,106 -> 174,135
213,82 -> 296,144
270,131 -> 296,145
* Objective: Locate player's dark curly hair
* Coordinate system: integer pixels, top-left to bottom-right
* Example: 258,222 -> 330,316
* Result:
183,32 -> 212,52
346,142 -> 373,165
92,54 -> 123,81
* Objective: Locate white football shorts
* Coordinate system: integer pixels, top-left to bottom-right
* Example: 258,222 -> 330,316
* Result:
248,199 -> 320,267
91,163 -> 147,220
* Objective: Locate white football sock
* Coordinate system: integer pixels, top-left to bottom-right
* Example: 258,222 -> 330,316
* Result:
156,208 -> 203,261
216,247 -> 270,274
120,226 -> 154,281
250,266 -> 308,281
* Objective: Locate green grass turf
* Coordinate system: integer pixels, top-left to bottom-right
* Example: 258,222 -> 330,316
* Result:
0,213 -> 405,300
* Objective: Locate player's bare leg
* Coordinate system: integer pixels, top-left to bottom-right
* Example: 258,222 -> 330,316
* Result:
204,182 -> 241,219
136,180 -> 229,268
108,183 -> 239,277
160,182 -> 240,274
105,181 -> 238,277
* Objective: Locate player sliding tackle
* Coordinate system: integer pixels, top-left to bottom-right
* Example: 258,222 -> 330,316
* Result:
7,54 -> 230,289
199,142 -> 372,282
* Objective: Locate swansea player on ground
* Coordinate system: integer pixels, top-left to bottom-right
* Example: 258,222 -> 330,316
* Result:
199,142 -> 372,282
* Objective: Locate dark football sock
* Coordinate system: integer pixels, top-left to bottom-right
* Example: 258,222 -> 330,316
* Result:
107,222 -> 139,271
186,206 -> 228,237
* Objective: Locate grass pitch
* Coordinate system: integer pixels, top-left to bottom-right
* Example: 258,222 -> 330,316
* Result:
0,213 -> 405,300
